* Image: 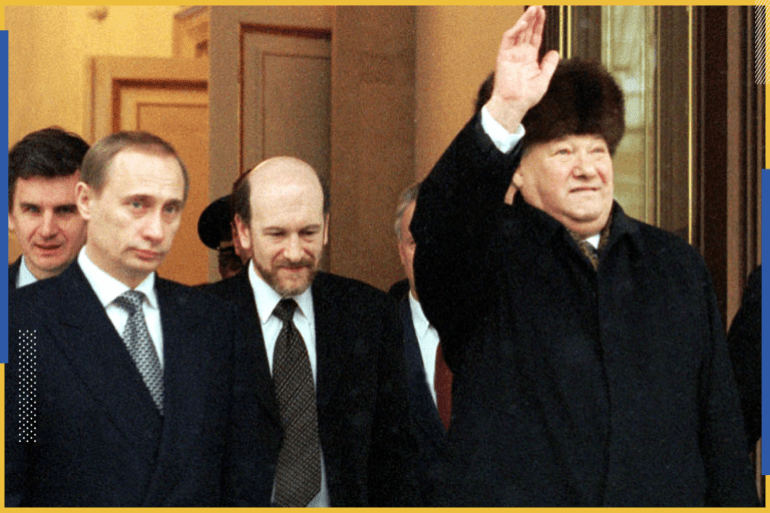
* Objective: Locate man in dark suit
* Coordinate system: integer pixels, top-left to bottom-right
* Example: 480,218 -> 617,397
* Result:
392,182 -> 447,506
8,127 -> 90,289
6,131 -> 264,506
411,6 -> 756,506
728,265 -> 763,501
205,156 -> 418,506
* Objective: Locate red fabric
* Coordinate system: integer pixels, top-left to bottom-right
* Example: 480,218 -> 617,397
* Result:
434,342 -> 453,431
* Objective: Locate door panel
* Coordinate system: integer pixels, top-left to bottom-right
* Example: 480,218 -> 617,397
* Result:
241,31 -> 331,180
89,56 -> 210,285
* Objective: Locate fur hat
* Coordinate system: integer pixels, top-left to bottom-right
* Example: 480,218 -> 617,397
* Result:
521,58 -> 625,155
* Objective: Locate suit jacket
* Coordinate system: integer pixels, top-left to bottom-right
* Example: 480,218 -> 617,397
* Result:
411,113 -> 756,506
399,297 -> 446,506
9,257 -> 20,291
6,263 -> 265,507
204,269 -> 419,506
387,278 -> 410,302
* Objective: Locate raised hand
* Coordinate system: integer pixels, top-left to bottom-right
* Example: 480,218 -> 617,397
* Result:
486,6 -> 560,132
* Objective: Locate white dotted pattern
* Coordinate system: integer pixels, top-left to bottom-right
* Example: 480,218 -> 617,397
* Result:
18,329 -> 37,443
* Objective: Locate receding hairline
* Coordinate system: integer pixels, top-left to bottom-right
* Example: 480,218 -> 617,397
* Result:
250,156 -> 318,180
247,157 -> 325,202
95,145 -> 185,191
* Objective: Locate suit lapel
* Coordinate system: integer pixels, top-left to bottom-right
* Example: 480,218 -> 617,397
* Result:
227,271 -> 280,422
9,258 -> 20,291
145,279 -> 225,504
312,274 -> 347,410
47,265 -> 163,460
400,299 -> 446,443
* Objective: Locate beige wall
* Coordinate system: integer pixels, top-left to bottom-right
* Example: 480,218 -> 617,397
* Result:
414,6 -> 525,180
6,5 -> 524,268
7,5 -> 181,263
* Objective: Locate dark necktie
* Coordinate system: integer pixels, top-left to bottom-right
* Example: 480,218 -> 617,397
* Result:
434,342 -> 453,431
113,290 -> 164,414
577,239 -> 599,270
272,299 -> 322,507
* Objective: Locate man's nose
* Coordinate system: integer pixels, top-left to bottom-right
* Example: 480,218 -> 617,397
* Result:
284,234 -> 303,261
573,152 -> 598,177
143,211 -> 165,242
39,211 -> 58,238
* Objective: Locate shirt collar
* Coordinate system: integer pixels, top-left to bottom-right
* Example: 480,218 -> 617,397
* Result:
408,290 -> 432,340
247,260 -> 313,324
513,195 -> 642,255
77,247 -> 158,310
17,255 -> 39,288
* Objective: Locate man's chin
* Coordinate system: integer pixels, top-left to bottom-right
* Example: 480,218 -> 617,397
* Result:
29,256 -> 71,278
128,258 -> 163,277
275,270 -> 315,297
276,280 -> 312,298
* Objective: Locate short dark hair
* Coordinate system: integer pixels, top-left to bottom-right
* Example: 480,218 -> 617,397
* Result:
231,171 -> 252,228
394,181 -> 421,240
8,127 -> 90,210
232,160 -> 330,228
80,131 -> 189,201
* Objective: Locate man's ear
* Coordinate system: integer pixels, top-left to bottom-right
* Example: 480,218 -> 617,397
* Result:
234,214 -> 252,251
322,213 -> 330,246
512,168 -> 525,189
75,182 -> 93,220
397,239 -> 409,267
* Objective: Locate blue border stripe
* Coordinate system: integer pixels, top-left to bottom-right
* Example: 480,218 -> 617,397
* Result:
763,168 -> 768,475
0,31 -> 8,364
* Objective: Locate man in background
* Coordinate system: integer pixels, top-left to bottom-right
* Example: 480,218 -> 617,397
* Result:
728,265 -> 763,502
8,127 -> 89,289
197,195 -> 248,280
393,182 -> 448,506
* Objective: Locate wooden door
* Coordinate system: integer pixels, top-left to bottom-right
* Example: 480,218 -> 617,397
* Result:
208,7 -> 416,290
87,56 -> 210,285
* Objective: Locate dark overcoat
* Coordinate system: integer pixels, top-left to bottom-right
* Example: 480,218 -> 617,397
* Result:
410,114 -> 757,507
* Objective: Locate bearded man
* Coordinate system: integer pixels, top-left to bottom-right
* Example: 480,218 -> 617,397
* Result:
204,156 -> 418,507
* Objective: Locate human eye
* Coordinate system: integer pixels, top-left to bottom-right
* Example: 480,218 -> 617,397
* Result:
163,203 -> 181,215
55,205 -> 78,216
126,197 -> 149,213
22,204 -> 40,214
265,229 -> 286,239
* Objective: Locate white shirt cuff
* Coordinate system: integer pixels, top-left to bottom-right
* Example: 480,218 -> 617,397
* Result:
480,105 -> 525,154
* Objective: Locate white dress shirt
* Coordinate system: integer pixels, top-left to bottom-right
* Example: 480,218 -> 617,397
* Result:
247,262 -> 318,381
480,104 -> 526,154
246,261 -> 330,507
409,291 -> 442,408
16,256 -> 38,288
77,248 -> 164,366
